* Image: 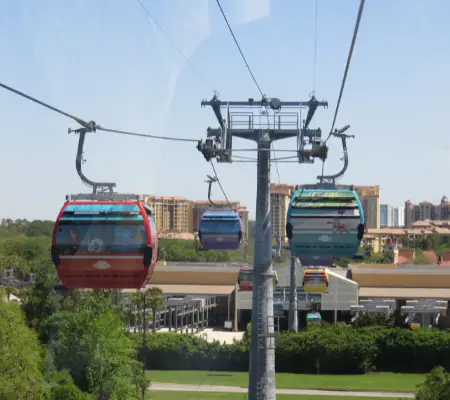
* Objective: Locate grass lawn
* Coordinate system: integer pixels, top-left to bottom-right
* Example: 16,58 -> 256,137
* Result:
146,392 -> 407,400
146,370 -> 424,392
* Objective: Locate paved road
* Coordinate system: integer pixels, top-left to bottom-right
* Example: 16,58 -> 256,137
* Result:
149,382 -> 414,398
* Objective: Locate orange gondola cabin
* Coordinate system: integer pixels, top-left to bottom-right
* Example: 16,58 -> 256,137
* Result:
51,194 -> 158,289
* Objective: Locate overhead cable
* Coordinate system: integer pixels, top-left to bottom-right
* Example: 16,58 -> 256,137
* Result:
210,160 -> 231,205
135,0 -> 213,90
0,81 -> 198,142
215,0 -> 281,184
0,82 -> 88,127
312,0 -> 319,92
135,0 -> 236,206
324,0 -> 365,144
97,126 -> 198,142
321,0 -> 365,178
215,0 -> 263,97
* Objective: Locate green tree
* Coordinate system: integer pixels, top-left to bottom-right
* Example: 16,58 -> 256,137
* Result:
129,292 -> 141,332
399,236 -> 410,248
144,287 -> 166,333
0,253 -> 30,279
46,370 -> 93,400
420,236 -> 432,251
364,251 -> 394,264
21,260 -> 61,328
334,258 -> 351,268
0,300 -> 47,399
415,366 -> 450,400
1,235 -> 50,262
158,238 -> 233,262
26,220 -> 55,237
43,294 -> 148,399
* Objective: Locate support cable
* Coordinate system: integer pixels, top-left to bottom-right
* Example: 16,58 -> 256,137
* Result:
320,0 -> 365,178
135,0 -> 213,91
0,82 -> 89,127
312,0 -> 319,93
210,160 -> 231,206
215,0 -> 263,97
215,0 -> 281,183
0,82 -> 199,142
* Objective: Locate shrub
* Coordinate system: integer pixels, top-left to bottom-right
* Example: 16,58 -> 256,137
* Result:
136,326 -> 450,374
415,366 -> 450,400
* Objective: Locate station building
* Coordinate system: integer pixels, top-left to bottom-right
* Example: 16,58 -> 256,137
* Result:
122,261 -> 450,331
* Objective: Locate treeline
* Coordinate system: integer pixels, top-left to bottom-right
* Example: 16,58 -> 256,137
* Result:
139,325 -> 450,374
1,292 -> 148,399
0,218 -> 54,237
0,218 -> 250,264
0,228 -> 163,399
398,233 -> 450,254
159,238 -> 239,262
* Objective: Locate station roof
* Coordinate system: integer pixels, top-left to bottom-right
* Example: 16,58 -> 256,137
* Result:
350,265 -> 450,274
123,284 -> 235,296
350,264 -> 450,288
360,287 -> 450,299
159,262 -> 242,273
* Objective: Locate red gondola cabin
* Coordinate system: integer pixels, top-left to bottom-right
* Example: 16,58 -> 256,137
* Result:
237,265 -> 279,291
51,194 -> 158,289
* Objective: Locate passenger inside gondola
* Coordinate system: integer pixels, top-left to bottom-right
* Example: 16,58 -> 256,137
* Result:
136,228 -> 147,251
88,236 -> 105,253
56,226 -> 81,255
56,221 -> 150,255
201,219 -> 241,234
105,226 -> 147,253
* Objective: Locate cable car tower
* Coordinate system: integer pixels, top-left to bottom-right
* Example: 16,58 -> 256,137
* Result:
197,92 -> 327,400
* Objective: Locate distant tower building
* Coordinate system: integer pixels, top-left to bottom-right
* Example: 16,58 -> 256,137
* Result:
144,196 -> 192,233
419,201 -> 434,220
404,200 -> 420,228
440,196 -> 450,220
380,204 -> 393,227
393,206 -> 405,227
354,185 -> 380,229
270,183 -> 296,242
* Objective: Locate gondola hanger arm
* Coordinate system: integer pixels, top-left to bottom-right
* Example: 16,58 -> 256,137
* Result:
205,175 -> 218,206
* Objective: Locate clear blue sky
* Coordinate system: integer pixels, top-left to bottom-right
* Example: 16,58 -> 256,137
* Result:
1,0 -> 449,220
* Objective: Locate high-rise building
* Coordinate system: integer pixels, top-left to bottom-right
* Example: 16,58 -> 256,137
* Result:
354,185 -> 380,229
393,206 -> 405,227
380,204 -> 393,227
404,196 -> 450,227
143,195 -> 249,239
144,196 -> 192,233
380,204 -> 405,227
270,183 -> 296,242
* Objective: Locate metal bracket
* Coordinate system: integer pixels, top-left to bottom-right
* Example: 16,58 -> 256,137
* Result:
297,93 -> 328,164
298,128 -> 328,164
205,175 -> 218,206
317,125 -> 354,184
197,138 -> 220,162
303,94 -> 328,130
68,121 -> 117,197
